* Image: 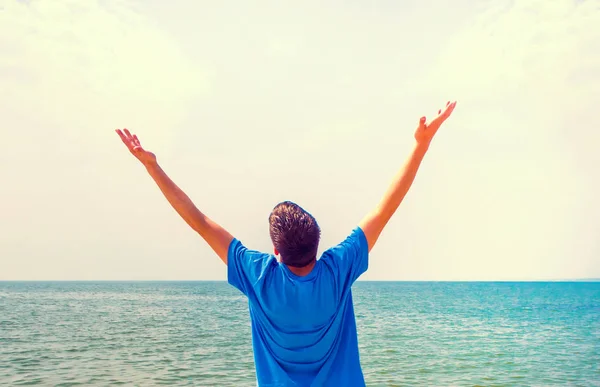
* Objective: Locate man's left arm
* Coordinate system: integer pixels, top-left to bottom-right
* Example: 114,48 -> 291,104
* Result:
116,129 -> 233,264
145,163 -> 234,264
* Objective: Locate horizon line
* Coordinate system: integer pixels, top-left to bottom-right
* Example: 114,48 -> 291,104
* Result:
1,279 -> 599,283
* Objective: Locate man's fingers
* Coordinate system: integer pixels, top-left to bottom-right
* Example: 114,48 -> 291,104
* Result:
116,129 -> 128,143
116,128 -> 137,152
123,128 -> 133,140
442,101 -> 457,118
448,101 -> 457,114
133,134 -> 141,147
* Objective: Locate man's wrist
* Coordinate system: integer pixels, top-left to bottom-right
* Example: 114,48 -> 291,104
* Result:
413,140 -> 430,154
143,160 -> 160,171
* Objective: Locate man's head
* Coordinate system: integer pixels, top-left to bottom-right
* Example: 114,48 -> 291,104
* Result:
269,201 -> 321,268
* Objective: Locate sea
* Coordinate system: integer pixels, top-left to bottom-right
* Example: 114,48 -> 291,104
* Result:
0,281 -> 598,386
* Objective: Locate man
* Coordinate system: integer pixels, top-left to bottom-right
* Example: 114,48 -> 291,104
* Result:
116,101 -> 457,386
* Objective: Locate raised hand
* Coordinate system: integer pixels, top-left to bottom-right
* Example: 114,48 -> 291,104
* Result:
116,128 -> 157,166
414,101 -> 457,145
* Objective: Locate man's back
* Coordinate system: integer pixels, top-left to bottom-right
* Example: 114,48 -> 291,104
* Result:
228,228 -> 369,387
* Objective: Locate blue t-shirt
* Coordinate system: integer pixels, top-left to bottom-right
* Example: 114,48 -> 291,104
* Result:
228,227 -> 369,387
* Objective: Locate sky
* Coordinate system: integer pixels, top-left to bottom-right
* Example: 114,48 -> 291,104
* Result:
1,0 -> 598,281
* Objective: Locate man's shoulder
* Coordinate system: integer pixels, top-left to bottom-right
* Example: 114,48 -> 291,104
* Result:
228,240 -> 278,294
319,227 -> 367,259
230,239 -> 276,262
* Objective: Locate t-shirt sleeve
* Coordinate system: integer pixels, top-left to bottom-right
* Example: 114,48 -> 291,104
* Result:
321,227 -> 369,287
227,238 -> 273,296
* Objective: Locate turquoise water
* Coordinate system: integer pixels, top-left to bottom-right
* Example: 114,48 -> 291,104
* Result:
1,282 -> 598,386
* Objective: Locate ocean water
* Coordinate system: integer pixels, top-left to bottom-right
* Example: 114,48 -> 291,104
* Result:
0,282 -> 598,386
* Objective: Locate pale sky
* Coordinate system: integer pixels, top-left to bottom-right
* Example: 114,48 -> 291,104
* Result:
1,0 -> 598,281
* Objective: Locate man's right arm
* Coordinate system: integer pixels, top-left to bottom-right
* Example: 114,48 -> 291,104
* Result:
359,141 -> 429,252
359,101 -> 457,252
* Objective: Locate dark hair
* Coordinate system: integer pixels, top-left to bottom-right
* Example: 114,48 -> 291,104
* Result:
269,201 -> 321,268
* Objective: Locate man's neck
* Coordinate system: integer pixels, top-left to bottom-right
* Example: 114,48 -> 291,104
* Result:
287,261 -> 316,277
